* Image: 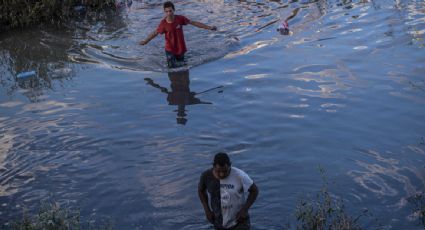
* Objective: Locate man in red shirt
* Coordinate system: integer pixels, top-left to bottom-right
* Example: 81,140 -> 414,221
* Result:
139,1 -> 217,68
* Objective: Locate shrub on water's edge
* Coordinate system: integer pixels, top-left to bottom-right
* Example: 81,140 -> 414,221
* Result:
0,0 -> 116,30
408,192 -> 425,228
11,202 -> 80,230
10,201 -> 113,230
292,167 -> 369,230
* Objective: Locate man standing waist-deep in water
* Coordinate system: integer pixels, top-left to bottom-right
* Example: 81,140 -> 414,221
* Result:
198,153 -> 259,230
139,1 -> 217,68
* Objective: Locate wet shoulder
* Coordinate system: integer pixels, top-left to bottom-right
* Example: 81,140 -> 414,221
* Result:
201,168 -> 214,180
200,168 -> 219,189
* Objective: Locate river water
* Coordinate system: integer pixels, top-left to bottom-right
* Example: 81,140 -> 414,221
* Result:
0,0 -> 424,229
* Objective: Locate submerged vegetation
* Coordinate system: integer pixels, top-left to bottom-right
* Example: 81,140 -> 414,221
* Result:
0,0 -> 116,30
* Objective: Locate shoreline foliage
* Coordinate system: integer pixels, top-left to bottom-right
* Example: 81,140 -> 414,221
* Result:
0,0 -> 116,30
408,192 -> 425,227
9,201 -> 113,230
293,168 -> 370,230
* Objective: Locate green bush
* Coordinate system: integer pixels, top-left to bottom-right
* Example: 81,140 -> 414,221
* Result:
10,201 -> 113,230
12,202 -> 80,230
408,192 -> 425,227
294,168 -> 368,230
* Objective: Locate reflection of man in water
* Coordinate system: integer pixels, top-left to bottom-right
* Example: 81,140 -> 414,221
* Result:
144,70 -> 212,125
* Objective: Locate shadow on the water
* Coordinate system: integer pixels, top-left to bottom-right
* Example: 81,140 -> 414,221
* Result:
144,70 -> 222,125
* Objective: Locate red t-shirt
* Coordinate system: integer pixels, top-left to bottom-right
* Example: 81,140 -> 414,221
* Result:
156,15 -> 190,56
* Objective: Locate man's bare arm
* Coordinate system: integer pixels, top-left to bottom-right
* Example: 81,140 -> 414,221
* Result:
140,31 -> 159,45
236,183 -> 259,221
189,20 -> 217,31
243,183 -> 259,211
198,184 -> 215,223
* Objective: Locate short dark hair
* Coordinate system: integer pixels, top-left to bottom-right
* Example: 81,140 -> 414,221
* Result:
213,152 -> 231,167
163,1 -> 175,10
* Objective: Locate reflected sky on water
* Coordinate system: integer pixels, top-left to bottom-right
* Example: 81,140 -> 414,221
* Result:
0,0 -> 425,229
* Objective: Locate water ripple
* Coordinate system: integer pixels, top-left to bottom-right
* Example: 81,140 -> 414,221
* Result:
348,147 -> 425,202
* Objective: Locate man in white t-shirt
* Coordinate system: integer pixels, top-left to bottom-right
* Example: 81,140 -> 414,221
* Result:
198,152 -> 259,230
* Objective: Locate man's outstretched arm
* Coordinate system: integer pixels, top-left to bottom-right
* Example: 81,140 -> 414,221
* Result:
140,31 -> 159,45
189,20 -> 217,31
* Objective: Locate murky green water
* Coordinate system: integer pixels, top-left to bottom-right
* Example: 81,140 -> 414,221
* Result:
1,0 -> 424,229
